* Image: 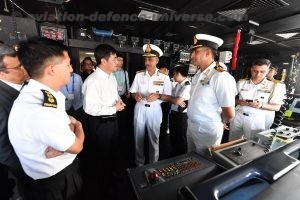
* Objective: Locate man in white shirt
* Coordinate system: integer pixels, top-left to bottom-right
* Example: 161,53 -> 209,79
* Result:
82,44 -> 125,199
187,34 -> 236,156
229,59 -> 286,141
168,64 -> 191,156
8,37 -> 84,200
130,44 -> 172,166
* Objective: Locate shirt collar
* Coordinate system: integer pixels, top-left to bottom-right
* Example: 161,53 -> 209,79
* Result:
27,79 -> 65,100
179,78 -> 189,86
202,62 -> 216,77
0,79 -> 23,91
145,68 -> 159,76
96,67 -> 113,79
250,78 -> 268,85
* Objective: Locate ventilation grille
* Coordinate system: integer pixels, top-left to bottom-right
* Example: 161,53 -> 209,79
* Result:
250,0 -> 289,9
217,8 -> 248,21
217,0 -> 289,21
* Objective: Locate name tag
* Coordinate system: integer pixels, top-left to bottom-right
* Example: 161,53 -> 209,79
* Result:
258,89 -> 271,93
153,81 -> 164,86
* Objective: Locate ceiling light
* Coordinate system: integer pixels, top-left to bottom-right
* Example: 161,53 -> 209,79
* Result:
249,20 -> 259,26
276,33 -> 299,39
85,52 -> 94,55
283,62 -> 289,65
248,39 -> 267,45
188,25 -> 198,29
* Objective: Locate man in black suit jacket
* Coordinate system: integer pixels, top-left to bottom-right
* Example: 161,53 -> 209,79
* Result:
0,44 -> 28,199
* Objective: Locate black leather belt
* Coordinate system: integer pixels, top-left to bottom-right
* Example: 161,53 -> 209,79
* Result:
99,114 -> 116,119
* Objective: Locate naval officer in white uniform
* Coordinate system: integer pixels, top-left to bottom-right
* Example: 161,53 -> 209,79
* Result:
229,59 -> 286,141
130,44 -> 172,166
187,34 -> 237,156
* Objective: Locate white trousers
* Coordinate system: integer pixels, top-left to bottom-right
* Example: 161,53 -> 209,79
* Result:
133,102 -> 162,166
229,111 -> 265,141
187,119 -> 223,156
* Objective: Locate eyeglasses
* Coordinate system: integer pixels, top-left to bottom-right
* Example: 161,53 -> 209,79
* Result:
5,64 -> 23,70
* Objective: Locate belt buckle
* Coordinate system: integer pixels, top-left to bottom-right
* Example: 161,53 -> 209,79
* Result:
145,104 -> 150,107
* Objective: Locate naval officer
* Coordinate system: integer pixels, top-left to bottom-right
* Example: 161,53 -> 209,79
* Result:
187,34 -> 237,156
130,44 -> 172,166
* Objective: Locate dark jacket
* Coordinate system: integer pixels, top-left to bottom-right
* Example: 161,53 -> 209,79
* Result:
0,80 -> 22,170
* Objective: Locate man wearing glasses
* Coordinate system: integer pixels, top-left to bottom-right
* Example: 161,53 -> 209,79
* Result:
0,44 -> 28,199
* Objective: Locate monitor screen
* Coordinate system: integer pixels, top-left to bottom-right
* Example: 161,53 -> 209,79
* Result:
40,24 -> 67,45
290,98 -> 300,113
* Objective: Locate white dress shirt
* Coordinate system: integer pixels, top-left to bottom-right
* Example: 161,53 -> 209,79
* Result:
82,67 -> 120,116
8,79 -> 76,180
170,78 -> 191,112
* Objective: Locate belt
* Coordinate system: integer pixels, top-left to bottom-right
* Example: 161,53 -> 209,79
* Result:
99,114 -> 116,119
171,110 -> 187,115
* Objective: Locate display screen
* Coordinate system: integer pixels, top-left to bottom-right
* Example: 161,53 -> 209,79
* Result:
40,24 -> 67,44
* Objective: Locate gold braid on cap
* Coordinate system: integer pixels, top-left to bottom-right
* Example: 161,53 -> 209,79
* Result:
193,35 -> 197,45
145,43 -> 152,53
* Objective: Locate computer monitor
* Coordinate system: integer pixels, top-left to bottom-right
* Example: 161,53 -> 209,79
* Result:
289,98 -> 300,121
290,98 -> 300,113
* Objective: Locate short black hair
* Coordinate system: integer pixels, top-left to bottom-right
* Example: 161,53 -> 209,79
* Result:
252,58 -> 271,67
17,37 -> 68,78
82,56 -> 93,63
0,44 -> 17,71
94,44 -> 117,65
173,64 -> 189,77
116,52 -> 124,58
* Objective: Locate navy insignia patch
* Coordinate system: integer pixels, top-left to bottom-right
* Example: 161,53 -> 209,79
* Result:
214,64 -> 224,72
185,81 -> 190,85
41,89 -> 57,108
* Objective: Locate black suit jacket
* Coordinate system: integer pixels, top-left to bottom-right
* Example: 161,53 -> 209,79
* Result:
0,80 -> 22,170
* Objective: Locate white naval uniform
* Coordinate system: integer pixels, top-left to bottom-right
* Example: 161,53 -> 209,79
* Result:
8,79 -> 76,180
264,81 -> 286,129
229,78 -> 285,141
187,62 -> 236,155
130,68 -> 172,166
170,78 -> 191,112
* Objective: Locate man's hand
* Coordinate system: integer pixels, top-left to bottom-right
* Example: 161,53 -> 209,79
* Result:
125,92 -> 130,98
237,99 -> 250,106
248,100 -> 262,109
44,146 -> 64,158
147,93 -> 160,102
115,100 -> 126,111
132,92 -> 143,102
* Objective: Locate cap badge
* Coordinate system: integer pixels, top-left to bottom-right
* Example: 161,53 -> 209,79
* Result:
193,35 -> 197,45
145,43 -> 152,53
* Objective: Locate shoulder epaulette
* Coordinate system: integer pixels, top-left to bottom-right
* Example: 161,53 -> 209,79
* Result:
214,65 -> 225,72
41,89 -> 57,108
158,69 -> 168,75
136,69 -> 145,74
272,79 -> 281,84
184,81 -> 190,85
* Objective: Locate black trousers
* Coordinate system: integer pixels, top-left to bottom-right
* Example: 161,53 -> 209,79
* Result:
25,158 -> 83,200
169,111 -> 188,156
0,163 -> 11,200
84,114 -> 119,199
